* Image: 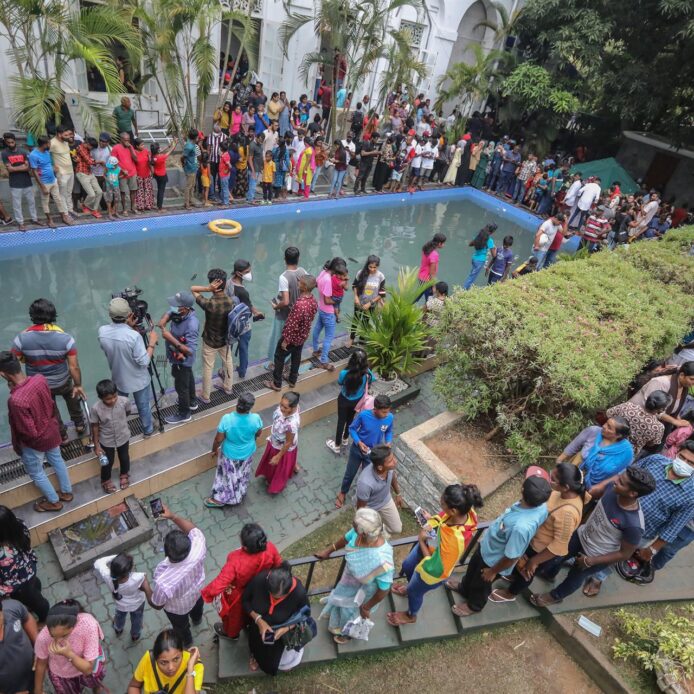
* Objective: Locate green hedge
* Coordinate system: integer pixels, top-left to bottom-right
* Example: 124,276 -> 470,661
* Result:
433,228 -> 694,463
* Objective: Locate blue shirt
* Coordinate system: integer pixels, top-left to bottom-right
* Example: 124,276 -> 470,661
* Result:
166,311 -> 200,368
97,323 -> 151,393
218,411 -> 263,460
636,455 -> 694,542
480,501 -> 548,575
338,369 -> 374,401
349,410 -> 393,448
28,148 -> 56,184
182,142 -> 198,174
336,88 -> 347,108
490,247 -> 514,276
471,236 -> 494,263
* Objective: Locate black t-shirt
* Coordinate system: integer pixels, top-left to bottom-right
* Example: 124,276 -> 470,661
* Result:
308,122 -> 322,136
1,148 -> 33,188
225,280 -> 253,309
359,140 -> 375,169
0,599 -> 34,693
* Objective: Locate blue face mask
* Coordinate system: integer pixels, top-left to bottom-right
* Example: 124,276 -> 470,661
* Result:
169,306 -> 180,314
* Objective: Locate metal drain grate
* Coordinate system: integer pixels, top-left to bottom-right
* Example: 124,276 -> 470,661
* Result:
0,345 -> 352,487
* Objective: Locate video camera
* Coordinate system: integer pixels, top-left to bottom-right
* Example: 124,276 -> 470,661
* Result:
112,286 -> 150,330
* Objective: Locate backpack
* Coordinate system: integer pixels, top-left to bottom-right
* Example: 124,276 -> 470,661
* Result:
226,295 -> 252,345
351,110 -> 363,133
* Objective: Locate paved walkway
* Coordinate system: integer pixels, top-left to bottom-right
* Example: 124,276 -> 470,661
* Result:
34,371 -> 446,689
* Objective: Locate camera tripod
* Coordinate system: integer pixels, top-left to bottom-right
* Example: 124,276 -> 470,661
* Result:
140,313 -> 166,434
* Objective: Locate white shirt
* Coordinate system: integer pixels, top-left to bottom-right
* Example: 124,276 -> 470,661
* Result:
341,140 -> 356,156
415,121 -> 429,138
291,136 -> 305,160
640,200 -> 660,226
577,182 -> 602,211
420,143 -> 437,170
262,129 -> 279,154
411,144 -> 423,168
94,555 -> 145,612
564,180 -> 582,207
537,219 -> 560,251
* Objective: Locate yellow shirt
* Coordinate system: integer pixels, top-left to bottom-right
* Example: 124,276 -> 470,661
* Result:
133,651 -> 204,693
50,137 -> 73,175
262,160 -> 276,183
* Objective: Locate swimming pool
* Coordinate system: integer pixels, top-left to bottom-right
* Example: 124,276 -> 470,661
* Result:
0,188 -> 539,443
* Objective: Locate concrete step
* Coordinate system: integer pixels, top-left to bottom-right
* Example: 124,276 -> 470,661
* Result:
391,582 -> 460,643
335,592 -> 402,656
2,342 -> 351,511
16,371 -> 346,545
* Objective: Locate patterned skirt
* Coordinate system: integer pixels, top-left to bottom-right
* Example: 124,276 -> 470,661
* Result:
233,167 -> 248,198
211,452 -> 254,505
48,659 -> 106,694
136,176 -> 155,209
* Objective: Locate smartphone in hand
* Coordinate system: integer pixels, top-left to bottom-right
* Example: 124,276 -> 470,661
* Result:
150,497 -> 164,518
414,506 -> 429,528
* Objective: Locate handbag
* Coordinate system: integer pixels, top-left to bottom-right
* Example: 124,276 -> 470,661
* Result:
276,605 -> 317,652
355,376 -> 374,414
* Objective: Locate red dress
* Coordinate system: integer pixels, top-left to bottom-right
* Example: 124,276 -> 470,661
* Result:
200,543 -> 281,637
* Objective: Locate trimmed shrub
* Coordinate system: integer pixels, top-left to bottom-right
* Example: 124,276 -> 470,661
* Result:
433,228 -> 694,463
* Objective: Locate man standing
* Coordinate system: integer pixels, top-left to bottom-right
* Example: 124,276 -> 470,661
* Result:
49,125 -> 75,216
97,297 -> 158,437
266,246 -> 306,367
247,132 -> 265,202
354,136 -> 378,194
312,258 -> 344,370
569,176 -> 601,229
542,213 -> 568,267
182,129 -> 200,210
247,81 -> 267,111
113,96 -> 138,140
158,291 -> 200,425
0,598 -> 39,693
496,143 -> 521,196
74,137 -> 103,217
356,444 -> 403,535
92,132 -> 112,211
206,124 -> 228,201
532,213 -> 565,269
262,121 -> 279,156
191,269 -> 234,402
28,136 -> 73,228
147,505 -> 206,648
1,132 -> 38,231
12,298 -> 86,443
563,173 -> 582,214
111,132 -> 139,215
0,351 -> 73,512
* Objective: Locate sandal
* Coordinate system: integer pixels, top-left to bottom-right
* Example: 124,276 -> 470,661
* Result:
33,499 -> 63,512
335,492 -> 346,509
119,474 -> 130,490
58,491 -> 74,502
249,655 -> 259,672
582,578 -> 602,598
333,634 -> 351,644
102,480 -> 117,494
204,496 -> 225,509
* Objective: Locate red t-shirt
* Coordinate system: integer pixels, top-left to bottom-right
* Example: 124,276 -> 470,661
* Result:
331,273 -> 345,298
549,230 -> 564,251
111,143 -> 136,177
152,153 -> 168,177
219,151 -> 231,177
134,149 -> 151,178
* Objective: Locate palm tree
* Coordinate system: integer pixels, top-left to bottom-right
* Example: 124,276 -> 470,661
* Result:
0,0 -> 141,136
435,43 -> 512,114
474,0 -> 524,51
376,29 -> 428,110
216,9 -> 260,109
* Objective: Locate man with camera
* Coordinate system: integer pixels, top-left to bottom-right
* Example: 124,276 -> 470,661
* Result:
158,291 -> 200,424
98,297 -> 157,436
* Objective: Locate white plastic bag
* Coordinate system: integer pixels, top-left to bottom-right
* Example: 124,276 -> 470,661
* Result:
341,616 -> 375,641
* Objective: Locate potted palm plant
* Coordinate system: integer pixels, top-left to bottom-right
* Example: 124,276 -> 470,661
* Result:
352,267 -> 432,405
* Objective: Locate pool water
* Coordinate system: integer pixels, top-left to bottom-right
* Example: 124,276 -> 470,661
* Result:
0,194 -> 534,442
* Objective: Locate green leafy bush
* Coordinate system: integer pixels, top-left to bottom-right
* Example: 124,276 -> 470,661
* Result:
433,229 -> 694,463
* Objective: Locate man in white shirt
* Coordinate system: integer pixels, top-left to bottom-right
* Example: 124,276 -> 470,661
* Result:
569,177 -> 602,229
342,132 -> 357,184
419,138 -> 438,185
533,213 -> 565,269
291,131 -> 306,162
564,173 -> 582,209
408,138 -> 423,189
50,125 -> 75,215
630,193 -> 661,240
262,121 -> 279,155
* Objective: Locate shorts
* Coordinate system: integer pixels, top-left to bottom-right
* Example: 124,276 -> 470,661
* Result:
391,170 -> 403,182
124,175 -> 138,192
103,188 -> 118,203
332,296 -> 343,310
411,167 -> 421,177
420,168 -> 433,178
201,175 -> 210,187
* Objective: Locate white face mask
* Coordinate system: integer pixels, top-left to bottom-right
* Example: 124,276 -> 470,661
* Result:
672,456 -> 694,478
243,272 -> 253,282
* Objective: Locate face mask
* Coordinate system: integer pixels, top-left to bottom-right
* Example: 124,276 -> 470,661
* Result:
672,456 -> 694,478
243,272 -> 253,282
169,306 -> 179,314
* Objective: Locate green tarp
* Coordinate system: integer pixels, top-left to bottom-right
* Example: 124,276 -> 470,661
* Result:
569,157 -> 639,194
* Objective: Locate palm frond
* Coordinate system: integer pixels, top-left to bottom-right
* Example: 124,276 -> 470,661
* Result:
279,13 -> 313,57
11,75 -> 64,136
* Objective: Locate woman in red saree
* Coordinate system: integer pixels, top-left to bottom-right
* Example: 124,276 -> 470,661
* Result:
201,524 -> 281,638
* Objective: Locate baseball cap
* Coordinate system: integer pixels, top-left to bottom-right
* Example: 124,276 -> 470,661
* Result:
166,290 -> 195,308
525,465 -> 550,482
99,132 -> 111,142
108,297 -> 131,320
106,156 -> 118,168
522,476 -> 552,507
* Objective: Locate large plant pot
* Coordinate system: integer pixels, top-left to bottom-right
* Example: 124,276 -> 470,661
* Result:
372,375 -> 421,409
655,656 -> 688,694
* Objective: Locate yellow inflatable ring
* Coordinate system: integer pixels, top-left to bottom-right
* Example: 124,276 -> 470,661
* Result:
208,219 -> 242,237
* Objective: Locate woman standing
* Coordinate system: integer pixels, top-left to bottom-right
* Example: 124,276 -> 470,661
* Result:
418,233 -> 446,301
463,223 -> 497,290
242,563 -> 310,675
150,141 -> 176,212
443,144 -> 461,185
387,484 -> 482,626
455,134 -> 472,186
213,101 -> 232,134
201,524 -> 281,639
233,134 -> 249,200
242,106 -> 256,138
230,105 -> 243,137
255,392 -> 302,494
350,255 -> 386,341
267,92 -> 283,125
205,393 -> 264,508
315,509 -> 394,643
326,349 -> 374,454
296,138 -> 316,199
278,97 -> 291,137
133,139 -> 155,211
470,140 -> 491,189
371,138 -> 394,192
272,140 -> 291,201
328,140 -> 348,198
34,600 -> 107,694
467,140 -> 485,186
557,417 -> 634,489
0,506 -> 49,622
128,629 -> 203,694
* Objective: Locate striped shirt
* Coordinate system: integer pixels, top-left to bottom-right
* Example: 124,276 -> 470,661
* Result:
206,132 -> 228,164
152,528 -> 206,614
12,324 -> 77,389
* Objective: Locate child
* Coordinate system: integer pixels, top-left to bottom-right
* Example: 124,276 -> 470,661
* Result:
512,255 -> 539,278
389,153 -> 408,193
104,156 -> 123,219
262,150 -> 275,205
93,552 -> 148,641
90,379 -> 133,493
200,152 -> 211,206
530,172 -> 549,212
331,267 -> 348,323
424,280 -> 449,327
255,391 -> 301,494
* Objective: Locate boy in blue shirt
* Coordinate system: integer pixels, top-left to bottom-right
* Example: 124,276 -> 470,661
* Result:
28,135 -> 73,228
335,394 -> 393,508
448,471 -> 551,616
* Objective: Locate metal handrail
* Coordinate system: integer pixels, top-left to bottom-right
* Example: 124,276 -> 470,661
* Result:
288,521 -> 491,597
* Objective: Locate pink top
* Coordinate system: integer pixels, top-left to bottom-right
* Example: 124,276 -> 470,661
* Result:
418,249 -> 439,281
316,269 -> 335,314
664,424 -> 693,458
35,613 -> 103,678
230,111 -> 243,136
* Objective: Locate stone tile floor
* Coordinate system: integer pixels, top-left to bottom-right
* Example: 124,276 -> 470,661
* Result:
35,371 -> 445,690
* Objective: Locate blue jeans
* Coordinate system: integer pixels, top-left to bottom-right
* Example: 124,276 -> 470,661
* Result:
463,259 -> 485,290
486,168 -> 501,190
220,175 -> 230,205
311,310 -> 336,363
401,544 -> 442,615
340,443 -> 370,494
512,178 -> 527,203
236,330 -> 251,378
537,192 -> 554,215
119,385 -> 153,435
543,249 -> 559,267
549,533 -> 607,601
330,169 -> 347,196
267,318 -> 288,364
496,170 -> 515,194
311,165 -> 324,192
114,603 -> 145,638
21,446 -> 72,503
653,525 -> 694,570
247,172 -> 258,202
533,249 -> 547,269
